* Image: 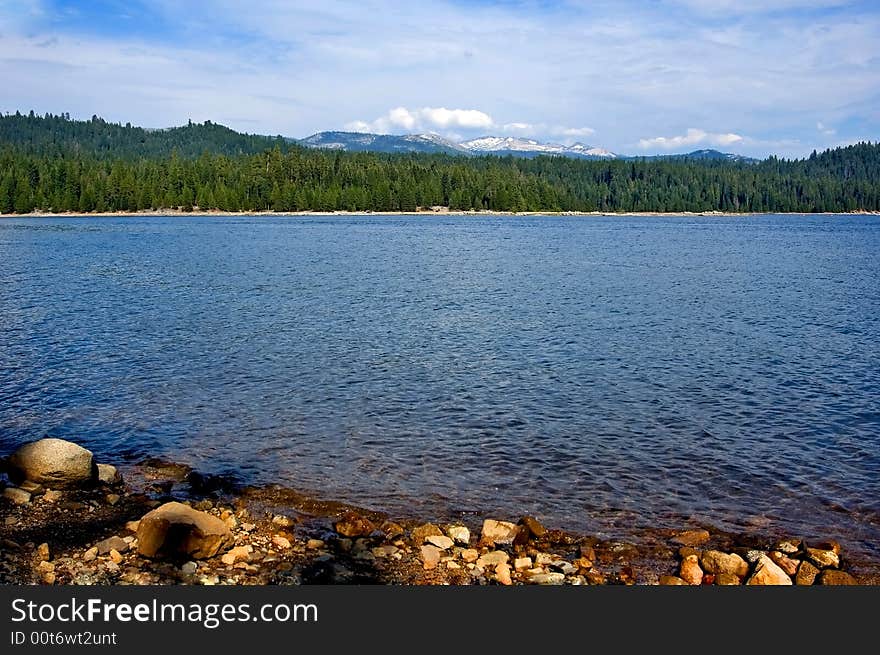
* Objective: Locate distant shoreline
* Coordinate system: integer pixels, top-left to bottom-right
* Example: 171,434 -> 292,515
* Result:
3,209 -> 880,219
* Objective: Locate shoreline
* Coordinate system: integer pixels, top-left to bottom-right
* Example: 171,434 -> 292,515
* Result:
2,209 -> 880,219
2,443 -> 877,586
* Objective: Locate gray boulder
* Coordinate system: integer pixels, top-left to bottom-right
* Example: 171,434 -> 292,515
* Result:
7,438 -> 96,488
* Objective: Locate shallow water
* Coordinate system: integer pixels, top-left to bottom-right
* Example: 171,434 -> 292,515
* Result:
1,214 -> 878,555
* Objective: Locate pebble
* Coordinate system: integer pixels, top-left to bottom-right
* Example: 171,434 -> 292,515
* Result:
82,547 -> 98,563
679,554 -> 703,585
480,519 -> 520,546
105,493 -> 121,506
421,545 -> 442,570
426,535 -> 454,550
519,516 -> 547,539
806,548 -> 839,569
372,545 -> 399,558
477,551 -> 510,568
775,538 -> 801,555
96,536 -> 128,555
514,557 -> 533,571
795,560 -> 819,586
460,549 -> 479,563
2,487 -> 31,505
241,523 -> 257,532
411,523 -> 443,545
271,515 -> 295,528
181,562 -> 198,575
271,535 -> 292,550
446,561 -> 461,570
768,551 -> 799,577
659,575 -> 688,585
42,489 -> 63,503
125,520 -> 140,533
109,549 -> 123,564
495,562 -> 513,585
221,545 -> 253,566
446,526 -> 470,545
306,539 -> 325,550
714,572 -> 741,586
528,571 -> 566,585
746,554 -> 792,585
36,543 -> 50,561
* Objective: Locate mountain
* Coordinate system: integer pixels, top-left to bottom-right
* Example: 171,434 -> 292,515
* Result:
299,131 -> 470,155
460,136 -> 618,159
628,149 -> 759,163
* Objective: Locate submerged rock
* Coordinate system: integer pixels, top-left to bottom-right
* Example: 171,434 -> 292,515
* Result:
137,501 -> 232,560
671,529 -> 710,547
8,438 -> 95,489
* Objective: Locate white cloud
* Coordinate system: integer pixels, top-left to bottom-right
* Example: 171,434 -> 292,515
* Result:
638,128 -> 744,150
554,126 -> 595,138
502,122 -> 533,133
817,121 -> 836,136
346,106 -> 493,133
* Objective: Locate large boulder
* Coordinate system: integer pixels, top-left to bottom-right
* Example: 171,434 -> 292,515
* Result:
7,438 -> 96,488
137,502 -> 232,560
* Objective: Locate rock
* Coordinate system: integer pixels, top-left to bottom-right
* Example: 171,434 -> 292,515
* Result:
105,493 -> 121,506
180,562 -> 198,575
334,512 -> 375,538
42,489 -> 63,503
446,561 -> 461,570
519,516 -> 548,539
495,562 -> 513,585
372,545 -> 399,558
3,487 -> 31,505
659,575 -> 688,586
811,539 -> 841,555
795,560 -> 820,586
421,545 -> 442,570
426,535 -> 454,550
411,523 -> 444,545
271,535 -> 291,550
95,536 -> 128,555
271,515 -> 295,528
818,570 -> 856,585
220,545 -> 253,566
36,542 -> 50,561
678,547 -> 700,559
574,557 -> 594,571
8,438 -> 96,489
460,549 -> 479,563
41,571 -> 56,585
477,551 -> 510,568
480,519 -> 520,546
528,571 -> 566,585
241,523 -> 256,532
679,554 -> 704,585
579,544 -> 597,562
514,557 -> 533,571
83,547 -> 98,562
446,525 -> 470,545
769,551 -> 799,577
700,550 -> 749,578
96,464 -> 122,485
715,573 -> 741,586
585,570 -> 607,585
37,561 -> 54,574
671,529 -> 710,547
19,480 -> 43,494
137,501 -> 233,560
806,548 -> 839,569
380,521 -> 404,540
306,539 -> 325,550
549,560 -> 578,575
775,538 -> 801,555
746,554 -> 792,585
109,549 -> 124,564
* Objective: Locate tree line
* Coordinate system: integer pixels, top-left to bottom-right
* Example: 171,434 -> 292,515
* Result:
1,112 -> 878,214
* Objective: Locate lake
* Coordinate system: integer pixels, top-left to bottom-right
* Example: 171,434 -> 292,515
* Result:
1,214 -> 878,557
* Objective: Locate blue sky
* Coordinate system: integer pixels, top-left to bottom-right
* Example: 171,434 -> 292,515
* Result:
1,0 -> 878,157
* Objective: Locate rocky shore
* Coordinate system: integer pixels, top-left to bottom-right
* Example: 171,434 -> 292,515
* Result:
0,438 -> 871,586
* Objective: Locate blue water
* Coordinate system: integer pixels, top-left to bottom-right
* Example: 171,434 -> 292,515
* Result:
1,214 -> 878,553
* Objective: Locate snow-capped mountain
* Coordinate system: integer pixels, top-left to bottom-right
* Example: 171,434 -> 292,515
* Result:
299,131 -> 619,159
298,132 -> 754,162
460,136 -> 617,159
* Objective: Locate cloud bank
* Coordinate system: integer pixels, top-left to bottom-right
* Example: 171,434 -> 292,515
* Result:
638,128 -> 744,150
